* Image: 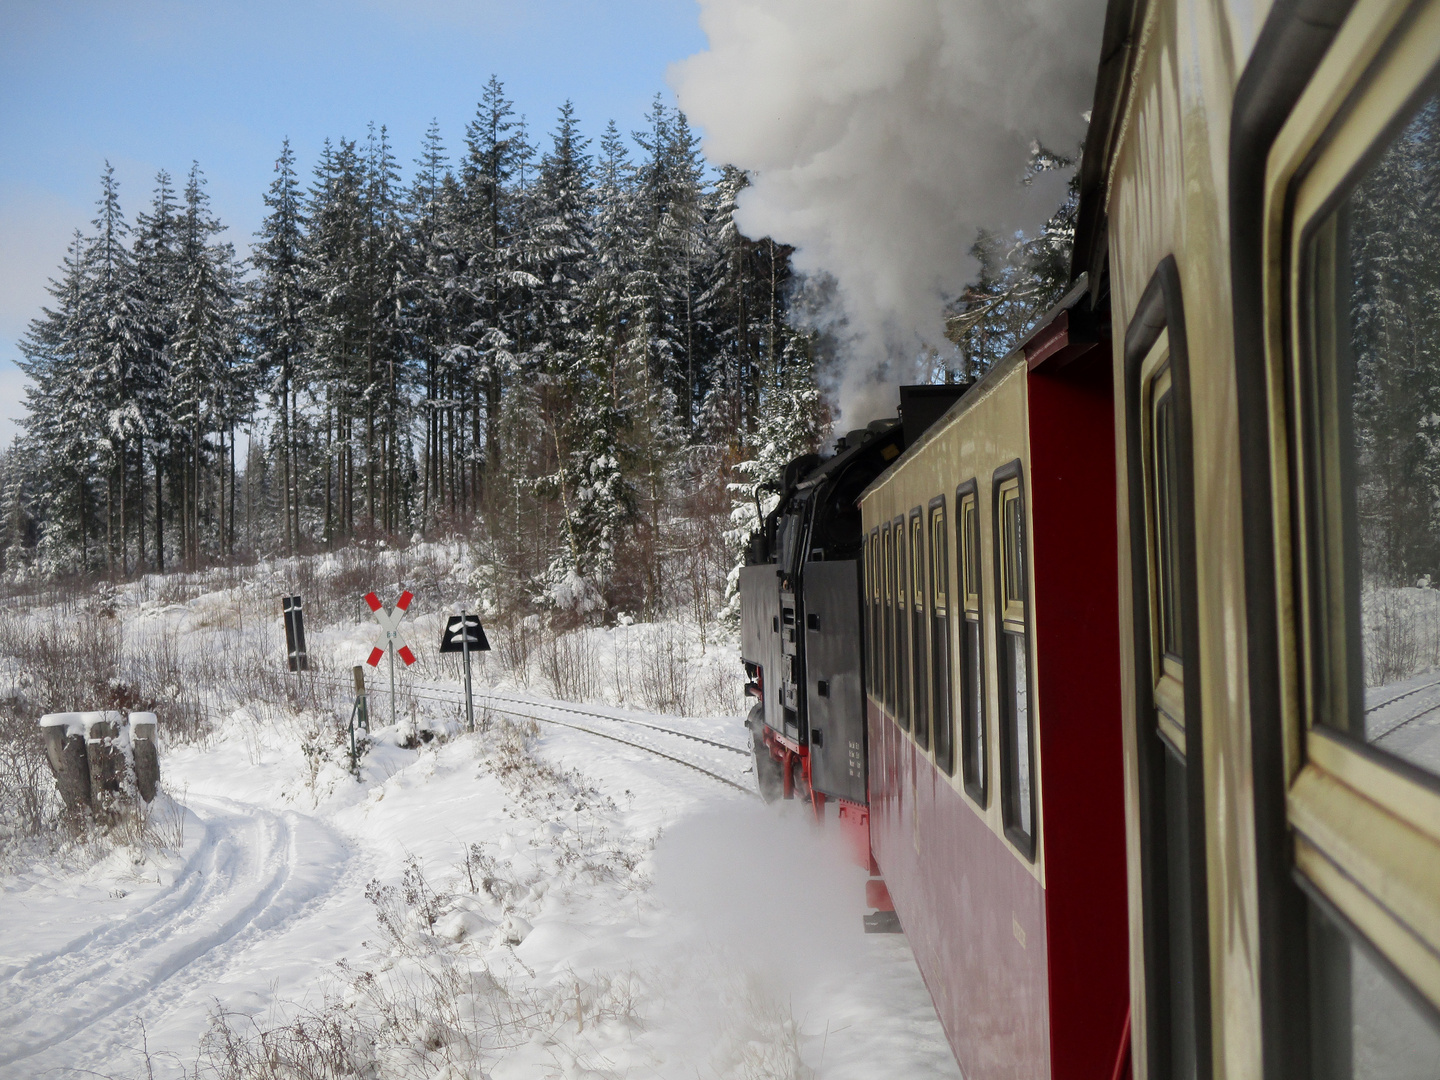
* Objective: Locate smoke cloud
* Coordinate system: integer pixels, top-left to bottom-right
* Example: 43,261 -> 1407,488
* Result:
671,0 -> 1106,424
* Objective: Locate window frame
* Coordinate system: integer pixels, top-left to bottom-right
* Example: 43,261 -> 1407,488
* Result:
992,460 -> 1037,860
894,514 -> 911,732
1270,0 -> 1440,1022
957,480 -> 988,806
1141,336 -> 1189,757
883,523 -> 896,717
910,507 -> 931,751
868,527 -> 882,705
930,495 -> 955,776
1123,259 -> 1213,1080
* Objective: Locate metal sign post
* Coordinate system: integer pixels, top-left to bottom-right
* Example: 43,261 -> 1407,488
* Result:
346,664 -> 369,775
352,664 -> 369,731
281,596 -> 309,699
440,611 -> 490,731
364,591 -> 416,728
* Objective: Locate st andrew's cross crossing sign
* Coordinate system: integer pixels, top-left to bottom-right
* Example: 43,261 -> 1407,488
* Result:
365,590 -> 415,729
364,591 -> 416,667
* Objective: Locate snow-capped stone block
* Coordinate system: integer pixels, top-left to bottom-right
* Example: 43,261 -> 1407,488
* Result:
130,712 -> 160,803
38,714 -> 91,810
39,712 -> 88,737
82,711 -> 126,796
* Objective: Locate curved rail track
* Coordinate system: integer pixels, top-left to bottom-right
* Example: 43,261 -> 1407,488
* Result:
308,672 -> 756,797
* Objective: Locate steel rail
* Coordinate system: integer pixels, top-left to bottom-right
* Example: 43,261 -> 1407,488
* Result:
310,670 -> 749,755
307,672 -> 755,796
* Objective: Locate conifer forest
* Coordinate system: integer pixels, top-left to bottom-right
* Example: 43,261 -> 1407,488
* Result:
3,79 -> 1076,622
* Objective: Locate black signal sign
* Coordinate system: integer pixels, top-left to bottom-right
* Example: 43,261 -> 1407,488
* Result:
440,614 -> 490,653
282,594 -> 309,672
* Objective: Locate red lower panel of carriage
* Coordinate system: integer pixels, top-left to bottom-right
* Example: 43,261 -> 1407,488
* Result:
868,698 -> 1051,1080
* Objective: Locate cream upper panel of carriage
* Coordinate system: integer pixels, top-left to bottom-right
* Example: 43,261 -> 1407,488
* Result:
860,355 -> 1029,530
1108,0 -> 1254,328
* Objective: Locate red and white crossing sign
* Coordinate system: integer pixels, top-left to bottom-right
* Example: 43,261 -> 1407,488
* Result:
364,590 -> 416,667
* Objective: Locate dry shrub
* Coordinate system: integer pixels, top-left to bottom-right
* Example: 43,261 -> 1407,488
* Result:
538,628 -> 597,702
637,623 -> 692,716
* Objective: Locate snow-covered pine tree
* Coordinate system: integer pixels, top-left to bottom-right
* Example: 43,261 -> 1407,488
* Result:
250,139 -> 309,555
945,145 -> 1081,380
86,164 -> 151,574
1348,98 -> 1440,587
133,170 -> 183,569
0,438 -> 39,576
461,77 -> 530,510
170,162 -> 244,565
305,138 -> 370,543
406,120 -> 459,531
17,231 -> 98,573
362,123 -> 413,536
528,102 -> 596,591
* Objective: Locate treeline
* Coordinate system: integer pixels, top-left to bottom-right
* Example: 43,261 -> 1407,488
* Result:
3,81 -> 828,619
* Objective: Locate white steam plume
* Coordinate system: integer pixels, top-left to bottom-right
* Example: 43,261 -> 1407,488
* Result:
672,0 -> 1106,425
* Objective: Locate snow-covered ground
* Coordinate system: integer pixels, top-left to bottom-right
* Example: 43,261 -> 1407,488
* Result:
0,562 -> 962,1079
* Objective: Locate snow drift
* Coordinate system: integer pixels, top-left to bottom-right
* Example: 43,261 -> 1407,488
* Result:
672,0 -> 1107,422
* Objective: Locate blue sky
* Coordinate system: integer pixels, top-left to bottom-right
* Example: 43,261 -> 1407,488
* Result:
0,0 -> 709,445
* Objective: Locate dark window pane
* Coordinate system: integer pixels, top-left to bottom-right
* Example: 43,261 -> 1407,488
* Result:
884,527 -> 896,715
1003,631 -> 1033,842
959,496 -> 987,800
965,502 -> 981,597
896,522 -> 910,731
912,518 -> 930,748
1309,898 -> 1440,1080
932,511 -> 954,774
962,619 -> 985,796
1309,88 -> 1440,778
1005,496 -> 1026,606
1156,390 -> 1184,661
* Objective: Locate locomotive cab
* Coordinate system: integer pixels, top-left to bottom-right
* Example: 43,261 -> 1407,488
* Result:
739,387 -> 967,874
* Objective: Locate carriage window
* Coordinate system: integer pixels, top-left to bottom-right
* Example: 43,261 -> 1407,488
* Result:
931,501 -> 954,775
895,516 -> 911,732
959,486 -> 987,803
996,472 -> 1034,855
1307,85 -> 1440,784
1295,73 -> 1440,1062
867,529 -> 881,703
911,511 -> 930,750
862,535 -> 873,697
883,525 -> 896,717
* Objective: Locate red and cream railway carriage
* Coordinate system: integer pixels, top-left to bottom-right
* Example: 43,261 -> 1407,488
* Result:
858,285 -> 1130,1080
742,0 -> 1440,1074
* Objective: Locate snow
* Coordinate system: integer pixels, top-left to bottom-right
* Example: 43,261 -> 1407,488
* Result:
0,565 -> 961,1079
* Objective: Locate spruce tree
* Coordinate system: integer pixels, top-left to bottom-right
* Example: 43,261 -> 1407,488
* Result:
251,139 -> 309,555
133,170 -> 182,568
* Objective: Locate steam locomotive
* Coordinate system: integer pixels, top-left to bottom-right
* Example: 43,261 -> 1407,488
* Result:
741,0 -> 1440,1077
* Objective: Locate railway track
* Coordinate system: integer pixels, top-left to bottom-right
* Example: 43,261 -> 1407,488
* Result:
308,672 -> 756,797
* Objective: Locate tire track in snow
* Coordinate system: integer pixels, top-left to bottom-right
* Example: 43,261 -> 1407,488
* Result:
0,797 -> 350,1076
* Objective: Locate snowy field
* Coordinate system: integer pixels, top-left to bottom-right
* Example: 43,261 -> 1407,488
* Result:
0,558 -> 961,1079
